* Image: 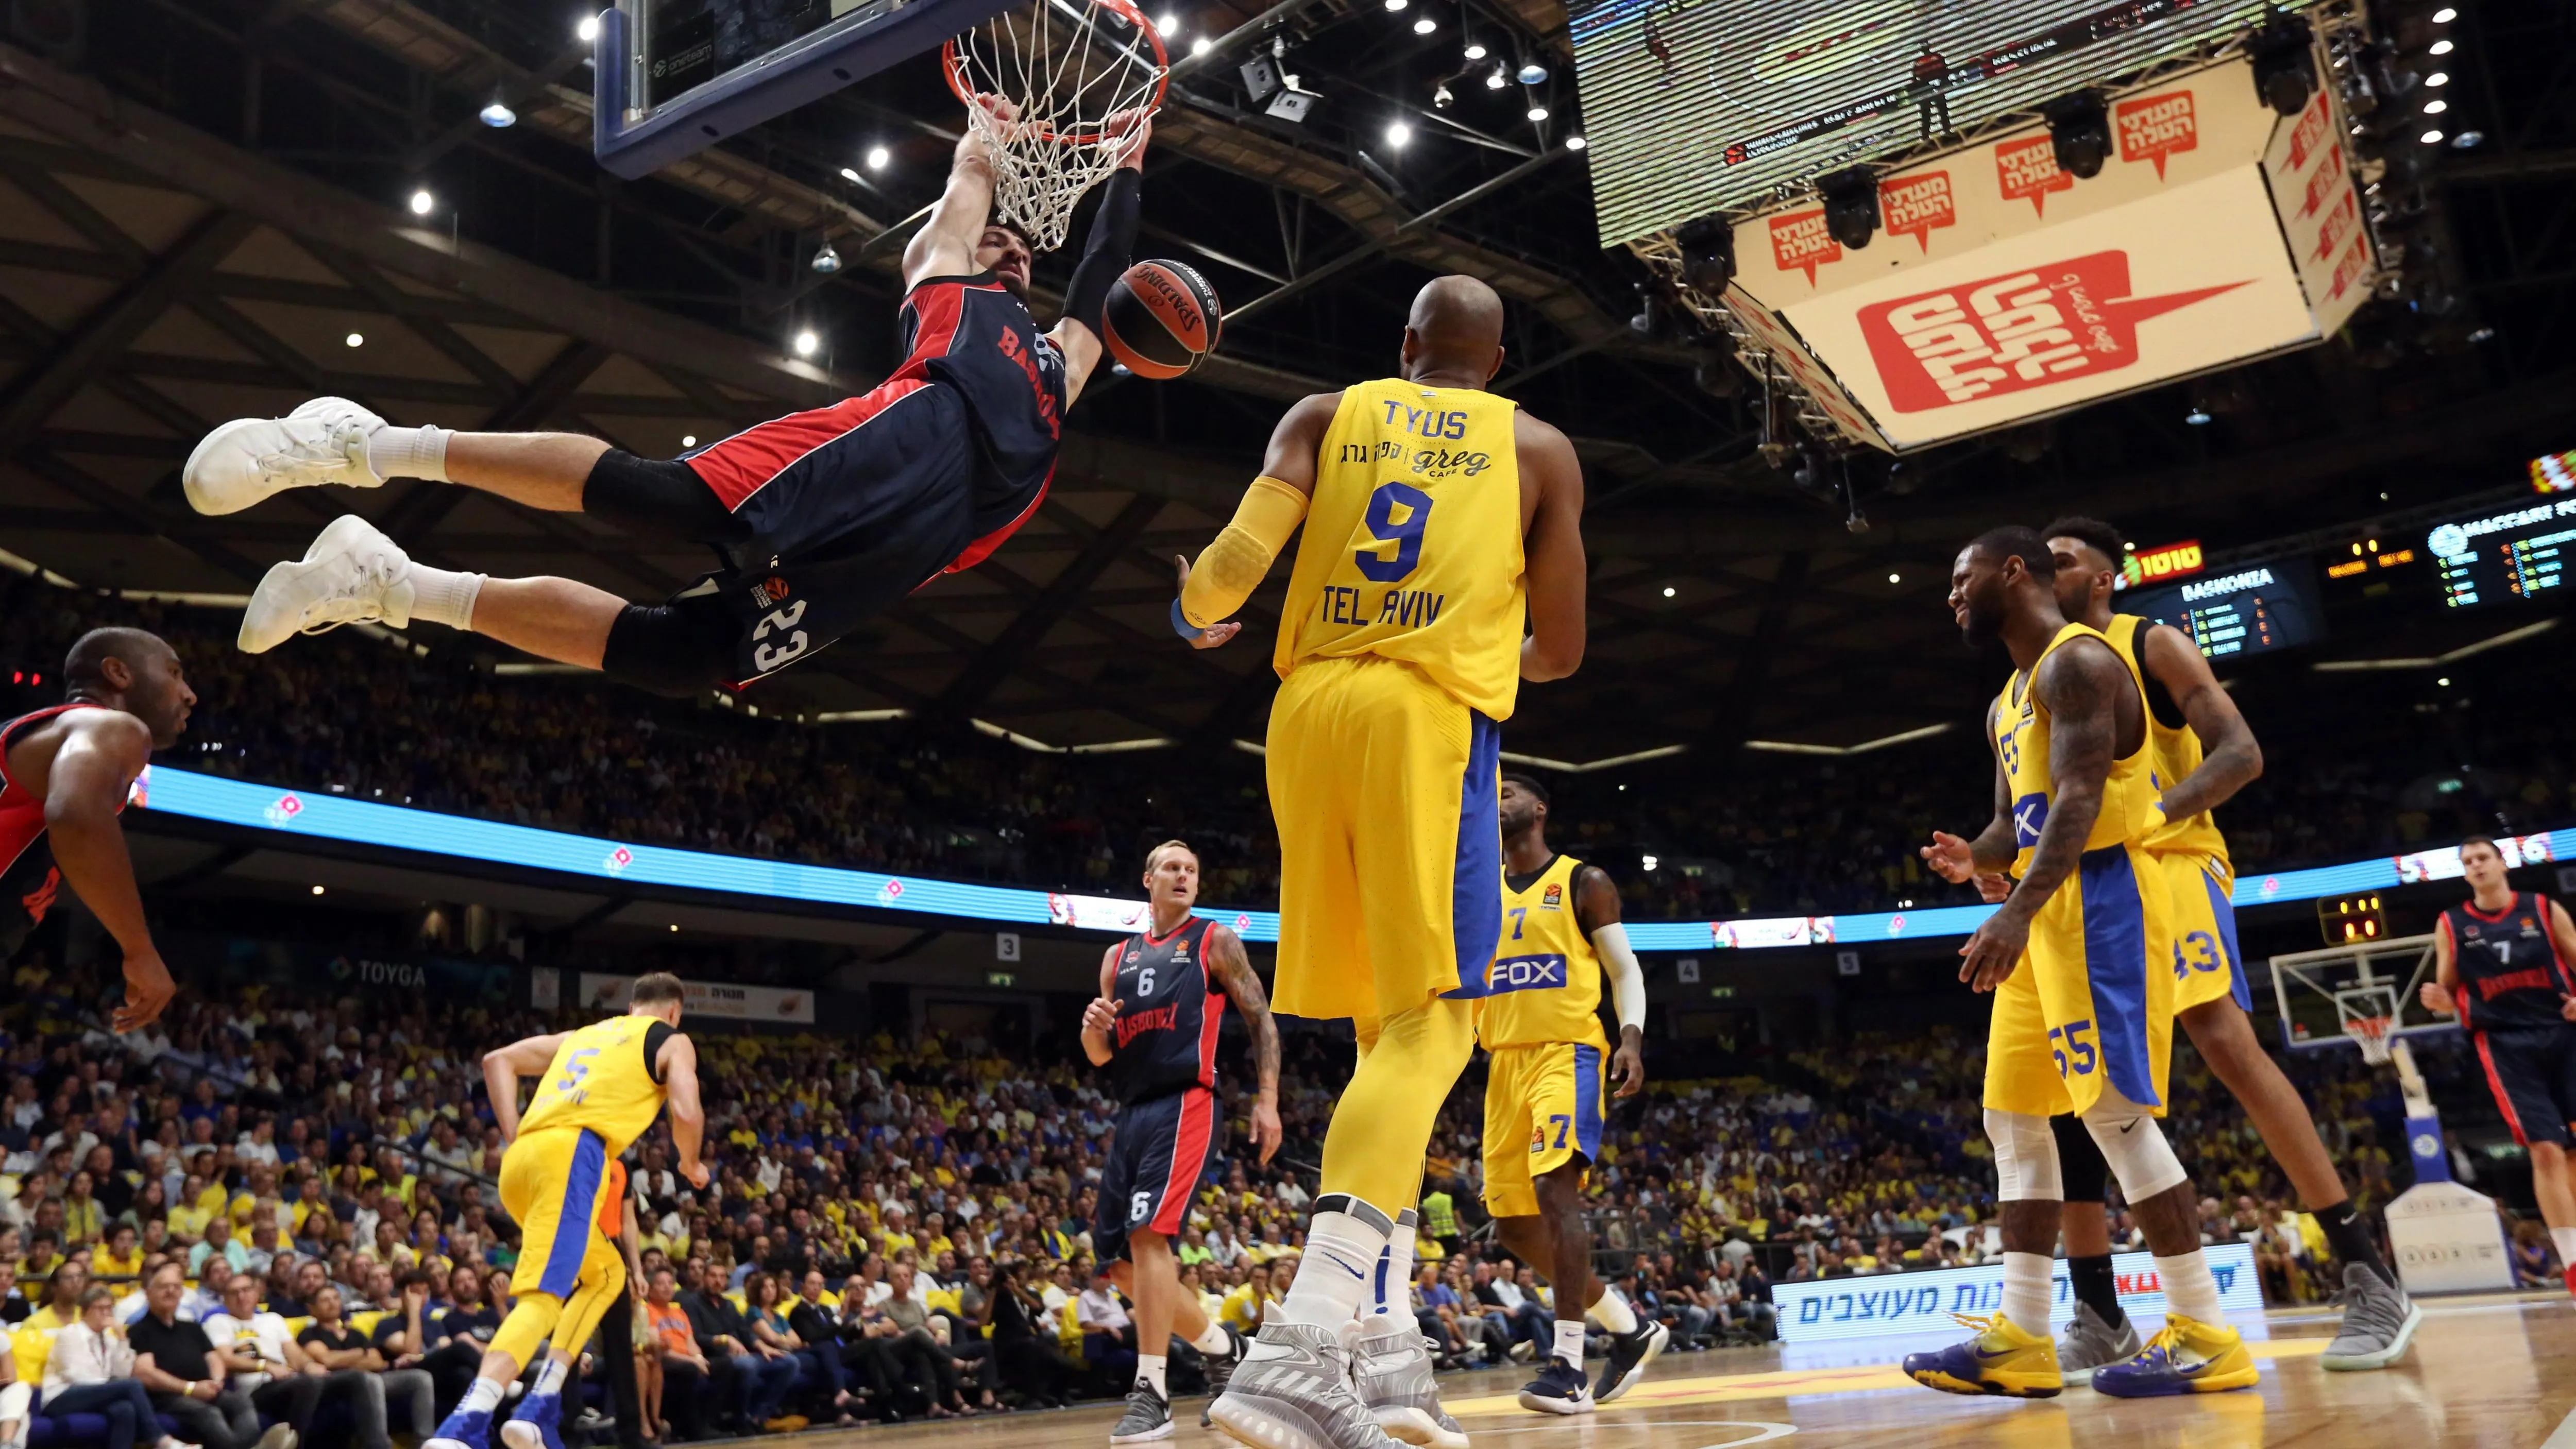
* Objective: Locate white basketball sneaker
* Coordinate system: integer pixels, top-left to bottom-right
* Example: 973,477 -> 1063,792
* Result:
239,515 -> 417,653
184,396 -> 386,515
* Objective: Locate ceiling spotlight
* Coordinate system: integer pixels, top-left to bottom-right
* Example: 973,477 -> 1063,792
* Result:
682,435 -> 697,447
1386,121 -> 1412,147
2428,38 -> 2453,55
478,99 -> 517,128
1191,36 -> 1210,53
577,13 -> 600,41
865,144 -> 890,169
811,242 -> 842,274
408,187 -> 435,215
839,166 -> 861,181
1463,39 -> 1487,59
2467,325 -> 2495,342
1412,15 -> 1434,33
2042,90 -> 2111,178
1527,104 -> 1549,122
2424,99 -> 2447,114
1486,64 -> 1507,89
1433,83 -> 1454,108
1516,60 -> 1547,84
2420,128 -> 2445,143
2184,405 -> 2213,424
2247,12 -> 2316,117
793,330 -> 820,356
1817,165 -> 1879,250
311,885 -> 326,896
2425,71 -> 2448,87
1383,0 -> 1406,11
2451,129 -> 2484,148
1676,217 -> 1733,292
345,332 -> 364,348
1888,572 -> 1901,584
1157,11 -> 1179,32
1565,134 -> 1586,151
2431,4 -> 2456,18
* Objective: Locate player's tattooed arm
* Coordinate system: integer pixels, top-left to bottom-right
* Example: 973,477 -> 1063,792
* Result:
1958,640 -> 2120,991
2143,621 -> 2262,823
1207,924 -> 1284,1164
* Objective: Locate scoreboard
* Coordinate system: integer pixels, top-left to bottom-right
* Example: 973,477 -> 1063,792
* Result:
2123,555 -> 2324,658
2426,497 -> 2576,608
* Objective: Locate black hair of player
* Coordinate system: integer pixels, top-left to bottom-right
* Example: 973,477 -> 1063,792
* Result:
1968,525 -> 2058,581
2041,516 -> 2126,568
630,971 -> 686,1005
63,626 -> 168,691
1501,772 -> 1550,807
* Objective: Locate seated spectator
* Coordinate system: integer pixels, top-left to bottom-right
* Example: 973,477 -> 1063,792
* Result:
646,1269 -> 711,1443
1072,1267 -> 1134,1392
297,1284 -> 434,1449
201,1271 -> 325,1442
38,1285 -> 194,1449
126,1261 -> 296,1449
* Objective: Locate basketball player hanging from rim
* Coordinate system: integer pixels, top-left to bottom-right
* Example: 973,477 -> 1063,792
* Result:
183,97 -> 1155,694
2027,518 -> 2419,1376
2418,836 -> 2576,1299
1081,841 -> 1280,1445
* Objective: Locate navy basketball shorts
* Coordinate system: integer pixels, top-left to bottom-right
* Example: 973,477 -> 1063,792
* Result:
2473,1025 -> 2576,1149
677,377 -> 977,684
1094,1085 -> 1223,1265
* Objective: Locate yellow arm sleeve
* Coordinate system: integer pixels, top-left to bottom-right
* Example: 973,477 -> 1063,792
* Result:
1177,474 -> 1309,630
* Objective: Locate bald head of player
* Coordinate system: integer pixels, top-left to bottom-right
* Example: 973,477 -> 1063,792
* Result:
1400,275 -> 1506,387
1949,524 -> 2062,649
65,626 -> 193,748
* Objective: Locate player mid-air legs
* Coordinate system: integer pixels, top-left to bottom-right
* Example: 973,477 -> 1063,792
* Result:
1082,842 -> 1281,1443
2037,518 -> 2417,1375
183,103 -> 1151,696
427,974 -> 709,1449
1176,275 -> 1589,1449
1467,775 -> 1662,1414
1909,527 -> 2254,1401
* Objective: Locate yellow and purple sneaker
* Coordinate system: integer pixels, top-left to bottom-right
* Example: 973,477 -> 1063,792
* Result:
2091,1315 -> 2259,1397
1902,1312 -> 2063,1398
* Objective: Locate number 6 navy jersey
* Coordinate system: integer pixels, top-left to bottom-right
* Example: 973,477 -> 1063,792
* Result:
2442,892 -> 2576,1032
1106,916 -> 1222,1106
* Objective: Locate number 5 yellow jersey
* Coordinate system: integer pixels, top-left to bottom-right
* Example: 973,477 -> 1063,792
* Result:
517,1013 -> 672,1159
1272,380 -> 1527,721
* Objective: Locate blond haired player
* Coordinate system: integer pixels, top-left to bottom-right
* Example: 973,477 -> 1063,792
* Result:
1172,274 -> 1587,1449
2038,517 -> 2417,1375
1912,526 -> 2251,1401
426,973 -> 708,1449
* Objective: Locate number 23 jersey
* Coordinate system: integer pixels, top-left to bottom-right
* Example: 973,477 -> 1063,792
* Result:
1273,379 -> 1527,721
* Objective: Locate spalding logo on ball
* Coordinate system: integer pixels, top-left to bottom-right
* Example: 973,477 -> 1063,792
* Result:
1104,260 -> 1223,379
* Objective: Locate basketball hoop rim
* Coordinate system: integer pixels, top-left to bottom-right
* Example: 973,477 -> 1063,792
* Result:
941,0 -> 1172,147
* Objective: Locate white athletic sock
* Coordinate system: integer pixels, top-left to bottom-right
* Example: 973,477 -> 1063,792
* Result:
367,424 -> 452,482
1551,1319 -> 1584,1370
2001,1252 -> 2054,1338
1137,1353 -> 1167,1400
1270,1205 -> 1386,1333
460,1377 -> 506,1416
529,1358 -> 567,1399
1586,1286 -> 1638,1336
2156,1250 -> 2224,1326
1190,1319 -> 1234,1355
1374,1211 -> 1417,1315
407,564 -> 486,632
2554,1227 -> 2576,1267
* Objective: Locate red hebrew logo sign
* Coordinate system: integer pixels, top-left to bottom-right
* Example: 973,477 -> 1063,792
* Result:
1995,136 -> 2073,218
1857,251 -> 2249,413
2298,143 -> 2348,220
1770,210 -> 1841,285
2286,91 -> 2331,172
2115,91 -> 2197,179
1880,172 -> 1956,253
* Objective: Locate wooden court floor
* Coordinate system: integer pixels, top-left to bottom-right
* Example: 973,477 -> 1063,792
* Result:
779,1292 -> 2575,1449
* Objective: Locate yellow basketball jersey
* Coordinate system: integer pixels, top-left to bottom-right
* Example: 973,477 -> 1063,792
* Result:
1273,380 -> 1527,720
516,1014 -> 671,1158
2103,614 -> 2231,864
1473,855 -> 1611,1052
1993,623 -> 2159,878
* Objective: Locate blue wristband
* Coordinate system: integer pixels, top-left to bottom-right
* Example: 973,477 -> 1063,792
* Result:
1171,599 -> 1206,640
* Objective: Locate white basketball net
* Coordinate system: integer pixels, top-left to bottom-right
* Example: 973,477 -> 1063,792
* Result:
944,0 -> 1168,251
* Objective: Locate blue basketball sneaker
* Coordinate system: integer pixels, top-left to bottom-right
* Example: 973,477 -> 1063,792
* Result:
426,1405 -> 493,1449
499,1391 -> 565,1449
1902,1313 -> 2062,1398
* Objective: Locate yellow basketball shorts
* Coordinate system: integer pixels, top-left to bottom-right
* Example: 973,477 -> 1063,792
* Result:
1984,841 -> 2178,1119
1480,1039 -> 1608,1218
1266,654 -> 1502,1024
500,1124 -> 619,1299
2162,850 -> 2250,1015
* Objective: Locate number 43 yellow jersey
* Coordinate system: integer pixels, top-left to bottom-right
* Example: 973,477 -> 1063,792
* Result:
1273,380 -> 1527,721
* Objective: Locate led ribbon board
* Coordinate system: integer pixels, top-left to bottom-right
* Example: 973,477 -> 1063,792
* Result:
1772,1243 -> 2260,1344
132,766 -> 2574,949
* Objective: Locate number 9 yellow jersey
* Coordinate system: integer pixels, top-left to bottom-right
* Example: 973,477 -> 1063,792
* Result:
1272,379 -> 1527,722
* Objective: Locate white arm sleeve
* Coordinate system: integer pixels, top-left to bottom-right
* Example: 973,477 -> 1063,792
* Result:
1590,922 -> 1646,1033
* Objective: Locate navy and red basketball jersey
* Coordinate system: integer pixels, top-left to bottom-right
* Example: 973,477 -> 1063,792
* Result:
0,704 -> 102,957
1108,916 -> 1223,1106
903,272 -> 1065,575
2442,892 -> 2575,1031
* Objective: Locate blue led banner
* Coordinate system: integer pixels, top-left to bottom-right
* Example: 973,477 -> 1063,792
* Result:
131,765 -> 2568,949
1772,1243 -> 2262,1344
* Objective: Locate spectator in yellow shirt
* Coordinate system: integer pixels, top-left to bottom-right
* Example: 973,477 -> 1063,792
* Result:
1217,1263 -> 1272,1335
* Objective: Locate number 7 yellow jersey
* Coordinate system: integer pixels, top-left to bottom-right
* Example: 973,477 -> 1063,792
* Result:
1272,380 -> 1528,721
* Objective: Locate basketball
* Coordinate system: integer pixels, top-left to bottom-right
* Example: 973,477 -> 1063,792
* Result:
1103,259 -> 1221,379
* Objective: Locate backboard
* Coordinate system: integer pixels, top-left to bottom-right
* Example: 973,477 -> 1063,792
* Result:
2268,933 -> 2456,1055
593,0 -> 1022,179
